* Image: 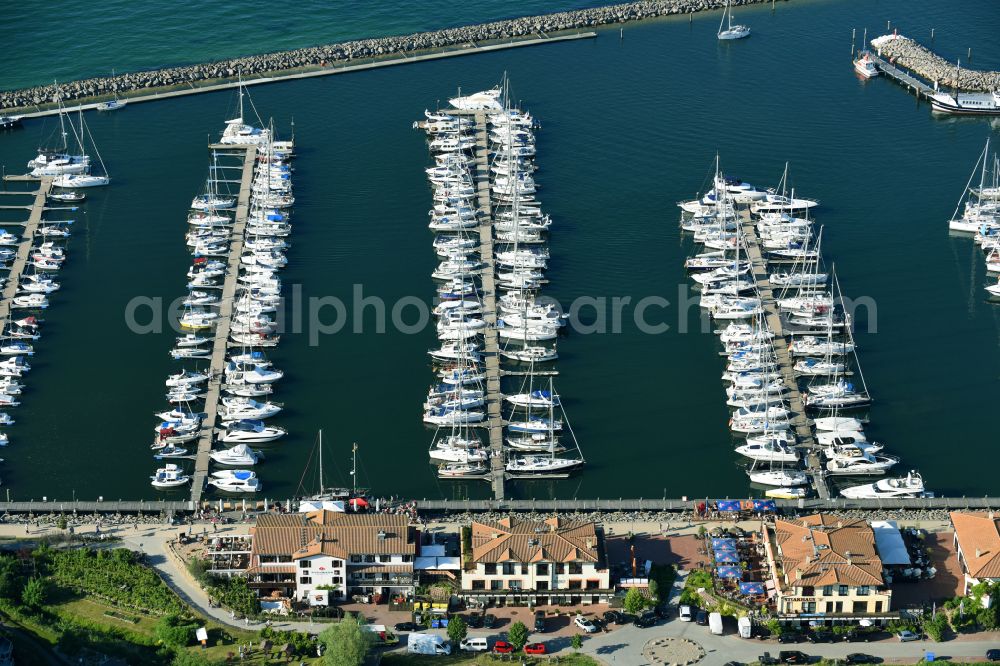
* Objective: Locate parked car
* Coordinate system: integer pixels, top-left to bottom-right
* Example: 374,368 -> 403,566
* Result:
678,605 -> 693,622
778,650 -> 810,664
897,630 -> 920,642
603,610 -> 623,624
465,614 -> 484,629
843,630 -> 869,643
483,614 -> 498,629
633,611 -> 657,628
574,616 -> 599,633
653,604 -> 671,619
778,632 -> 804,644
459,637 -> 489,653
534,611 -> 547,633
846,654 -> 879,664
493,641 -> 515,654
524,643 -> 546,655
988,649 -> 1000,662
806,631 -> 832,643
758,652 -> 779,665
695,609 -> 709,626
393,622 -> 417,632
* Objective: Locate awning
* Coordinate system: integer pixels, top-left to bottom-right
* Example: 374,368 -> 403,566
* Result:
716,551 -> 740,564
871,520 -> 911,566
739,582 -> 766,595
711,538 -> 737,551
716,566 -> 743,579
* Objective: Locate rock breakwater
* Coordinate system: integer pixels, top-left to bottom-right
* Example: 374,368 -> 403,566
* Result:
1,0 -> 784,111
871,34 -> 1000,91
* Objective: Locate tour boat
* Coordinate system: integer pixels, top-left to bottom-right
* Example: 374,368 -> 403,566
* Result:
209,443 -> 263,466
839,471 -> 930,499
150,464 -> 190,489
930,89 -> 1000,116
209,469 -> 262,492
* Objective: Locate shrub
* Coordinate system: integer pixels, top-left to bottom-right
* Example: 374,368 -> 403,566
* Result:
508,621 -> 529,650
155,614 -> 199,649
21,577 -> 47,608
623,588 -> 647,614
447,615 -> 467,644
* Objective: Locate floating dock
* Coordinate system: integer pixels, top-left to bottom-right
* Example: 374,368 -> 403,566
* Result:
867,52 -> 934,100
448,109 -> 506,501
0,177 -> 54,325
738,206 -> 830,499
189,145 -> 257,504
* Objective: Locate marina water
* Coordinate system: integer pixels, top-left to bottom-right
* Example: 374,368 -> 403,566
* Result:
1,0 -> 999,501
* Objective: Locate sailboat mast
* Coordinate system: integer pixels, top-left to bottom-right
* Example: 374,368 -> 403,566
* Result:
318,430 -> 324,495
351,442 -> 358,494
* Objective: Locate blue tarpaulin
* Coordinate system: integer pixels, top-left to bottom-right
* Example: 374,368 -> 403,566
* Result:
715,551 -> 740,564
717,500 -> 743,512
752,499 -> 777,512
711,538 -> 736,551
739,582 -> 766,595
716,566 -> 743,579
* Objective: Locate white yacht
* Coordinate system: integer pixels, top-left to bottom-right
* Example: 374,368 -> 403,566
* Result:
854,51 -> 879,79
218,419 -> 286,443
839,471 -> 929,499
208,469 -> 262,492
449,88 -> 503,111
506,455 -> 583,474
748,468 -> 809,486
209,443 -> 263,466
150,464 -> 190,489
717,0 -> 750,40
735,438 -> 799,462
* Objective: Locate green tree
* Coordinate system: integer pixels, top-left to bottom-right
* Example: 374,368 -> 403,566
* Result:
765,618 -> 783,637
0,556 -> 22,601
155,614 -> 198,648
319,615 -> 374,666
21,577 -> 47,608
508,620 -> 529,650
623,587 -> 647,614
571,634 -> 583,652
447,615 -> 468,644
56,515 -> 68,531
647,578 -> 660,604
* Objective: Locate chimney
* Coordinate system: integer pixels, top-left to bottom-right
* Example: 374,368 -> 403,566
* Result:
976,548 -> 982,559
795,568 -> 803,581
586,539 -> 594,549
377,530 -> 387,541
845,550 -> 852,566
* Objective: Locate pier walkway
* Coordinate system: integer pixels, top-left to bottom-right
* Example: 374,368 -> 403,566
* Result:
739,207 -> 829,499
0,177 -> 53,325
868,52 -> 935,99
189,145 -> 257,504
450,109 -> 506,501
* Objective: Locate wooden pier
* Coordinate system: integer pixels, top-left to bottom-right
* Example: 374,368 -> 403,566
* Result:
868,52 -> 935,100
0,177 -> 54,325
189,145 -> 258,504
738,207 -> 830,499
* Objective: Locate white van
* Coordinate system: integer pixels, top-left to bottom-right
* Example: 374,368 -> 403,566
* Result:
459,637 -> 489,652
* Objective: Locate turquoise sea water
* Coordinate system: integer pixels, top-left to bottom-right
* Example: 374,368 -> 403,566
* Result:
0,0 -> 998,502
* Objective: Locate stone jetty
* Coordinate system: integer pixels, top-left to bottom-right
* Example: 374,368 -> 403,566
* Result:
1,0 -> 785,112
871,34 -> 1000,92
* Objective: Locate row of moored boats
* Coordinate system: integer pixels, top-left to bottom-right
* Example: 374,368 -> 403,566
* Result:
151,85 -> 295,494
949,139 -> 1000,298
680,159 -> 930,500
417,84 -> 585,480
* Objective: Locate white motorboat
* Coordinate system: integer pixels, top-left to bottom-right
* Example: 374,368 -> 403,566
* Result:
839,471 -> 930,499
0,342 -> 33,356
854,51 -> 879,79
225,363 -> 283,384
438,462 -> 489,478
208,469 -> 262,492
429,445 -> 488,463
209,443 -> 263,466
449,88 -> 503,111
500,346 -> 558,363
219,397 -> 282,421
507,418 -> 562,434
506,455 -> 583,474
150,464 -> 190,488
165,370 -> 208,387
153,445 -> 188,458
826,451 -> 898,475
735,438 -> 799,462
765,487 -> 808,499
53,174 -> 109,188
423,407 -> 485,425
218,419 -> 286,443
814,416 -> 864,431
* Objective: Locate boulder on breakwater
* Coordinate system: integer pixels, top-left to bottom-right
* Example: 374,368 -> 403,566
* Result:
1,0 -> 785,112
871,34 -> 1000,92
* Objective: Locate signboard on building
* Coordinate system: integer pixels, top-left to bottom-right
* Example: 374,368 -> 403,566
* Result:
310,590 -> 329,606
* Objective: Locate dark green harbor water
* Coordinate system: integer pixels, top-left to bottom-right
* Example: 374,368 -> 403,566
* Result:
1,0 -> 998,502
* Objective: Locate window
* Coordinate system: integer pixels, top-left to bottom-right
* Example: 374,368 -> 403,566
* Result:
852,601 -> 867,613
801,586 -> 815,597
350,555 -> 362,563
568,580 -> 582,590
490,580 -> 502,591
569,563 -> 583,575
537,581 -> 548,590
502,563 -> 516,576
555,564 -> 566,575
364,555 -> 376,563
299,560 -> 311,569
838,585 -> 848,597
874,601 -> 883,613
508,580 -> 521,590
536,563 -> 549,575
484,564 -> 497,575
802,602 -> 816,613
857,586 -> 869,596
586,580 -> 599,590
472,580 -> 485,590
332,560 -> 343,568
402,555 -> 413,562
299,577 -> 312,585
822,585 -> 833,596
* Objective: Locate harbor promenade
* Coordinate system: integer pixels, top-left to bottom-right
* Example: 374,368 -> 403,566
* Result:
189,144 -> 258,504
0,177 -> 53,325
738,207 -> 830,499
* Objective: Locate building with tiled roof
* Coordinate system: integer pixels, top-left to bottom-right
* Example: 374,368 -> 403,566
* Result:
247,510 -> 417,605
762,514 -> 894,624
950,511 -> 1000,594
461,517 -> 612,605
